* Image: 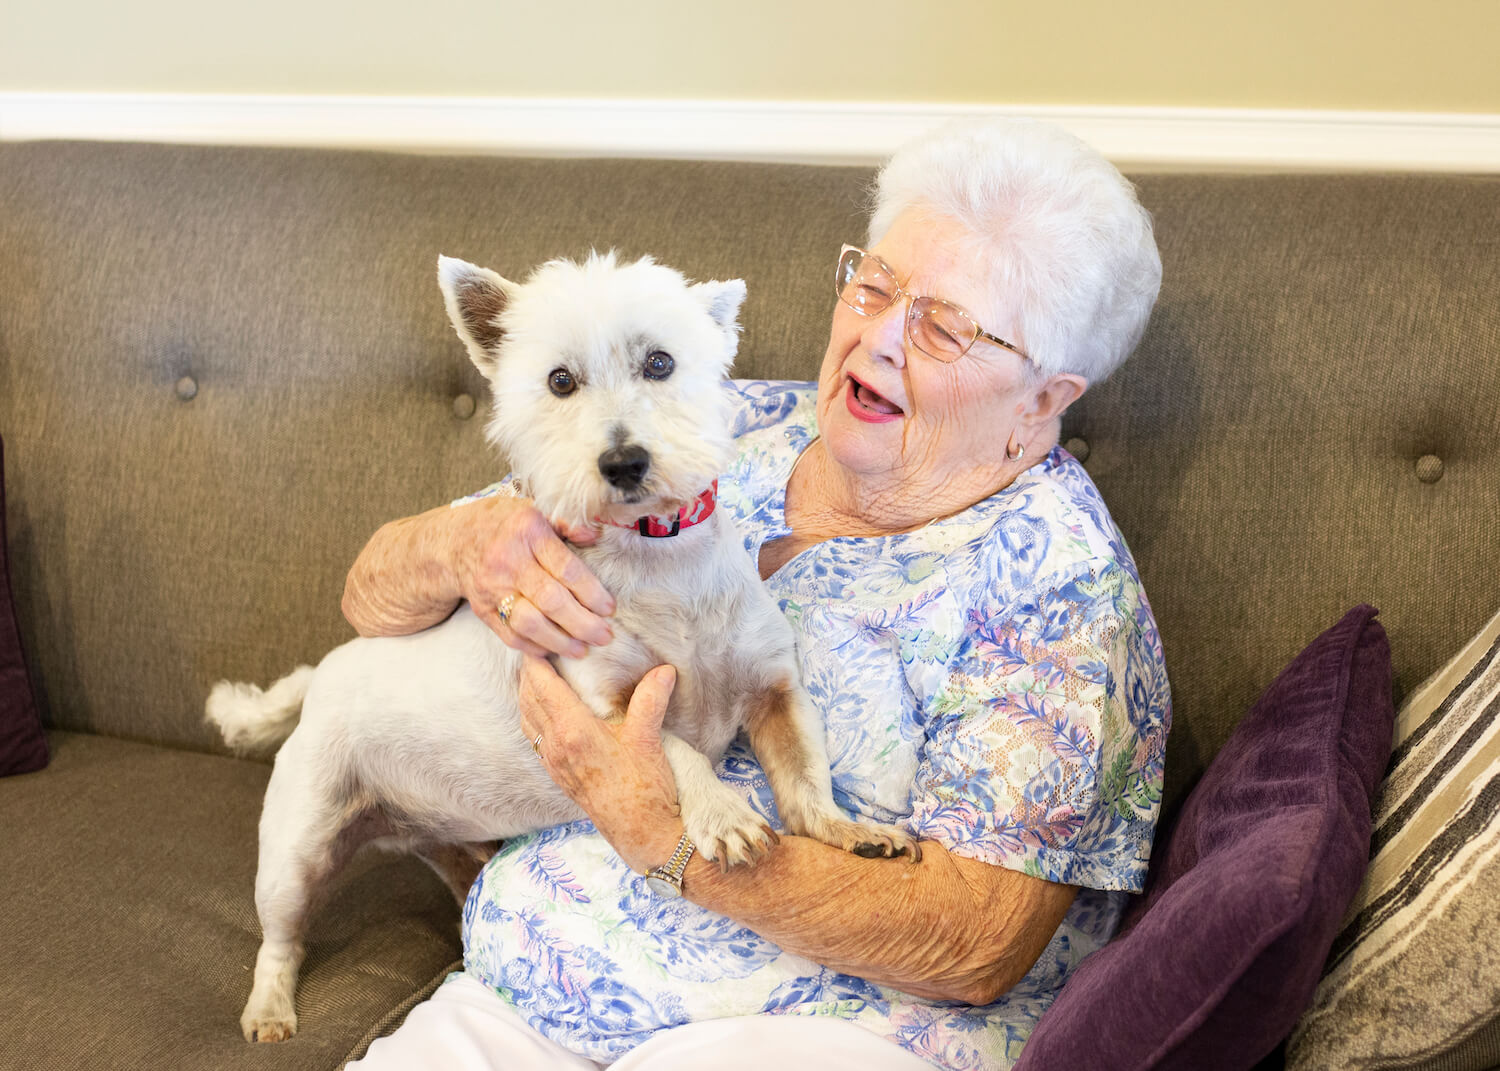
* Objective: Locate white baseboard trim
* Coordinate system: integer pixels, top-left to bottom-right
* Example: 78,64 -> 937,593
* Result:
2,93 -> 1497,172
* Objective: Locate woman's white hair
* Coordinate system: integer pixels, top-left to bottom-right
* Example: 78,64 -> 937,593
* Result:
869,118 -> 1161,384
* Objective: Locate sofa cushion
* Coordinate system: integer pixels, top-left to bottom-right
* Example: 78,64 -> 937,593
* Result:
0,434 -> 47,777
1016,605 -> 1394,1071
1288,604 -> 1500,1071
0,732 -> 462,1069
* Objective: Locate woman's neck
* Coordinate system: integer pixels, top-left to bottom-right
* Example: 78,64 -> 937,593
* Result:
785,432 -> 1056,540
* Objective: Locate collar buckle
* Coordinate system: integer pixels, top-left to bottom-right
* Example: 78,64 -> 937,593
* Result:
637,516 -> 682,538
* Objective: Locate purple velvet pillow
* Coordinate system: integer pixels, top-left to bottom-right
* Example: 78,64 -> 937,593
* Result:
0,434 -> 48,776
1016,605 -> 1394,1071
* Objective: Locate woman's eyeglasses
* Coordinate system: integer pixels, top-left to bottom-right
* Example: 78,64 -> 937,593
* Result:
834,245 -> 1030,363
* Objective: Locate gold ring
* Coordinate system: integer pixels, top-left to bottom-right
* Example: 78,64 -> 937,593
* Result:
497,594 -> 516,625
531,733 -> 543,755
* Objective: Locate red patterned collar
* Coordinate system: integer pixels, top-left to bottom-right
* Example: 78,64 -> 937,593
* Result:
599,481 -> 718,538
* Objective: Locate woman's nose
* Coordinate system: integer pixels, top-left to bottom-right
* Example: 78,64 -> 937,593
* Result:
861,297 -> 909,368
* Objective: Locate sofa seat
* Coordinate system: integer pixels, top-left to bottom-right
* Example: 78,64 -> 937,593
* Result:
0,731 -> 462,1070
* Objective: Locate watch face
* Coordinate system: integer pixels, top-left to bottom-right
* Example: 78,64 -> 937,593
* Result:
645,874 -> 680,898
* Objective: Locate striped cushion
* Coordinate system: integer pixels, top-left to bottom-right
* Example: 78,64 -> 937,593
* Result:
1288,606 -> 1500,1070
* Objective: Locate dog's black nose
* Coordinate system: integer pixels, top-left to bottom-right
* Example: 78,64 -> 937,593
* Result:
598,444 -> 651,490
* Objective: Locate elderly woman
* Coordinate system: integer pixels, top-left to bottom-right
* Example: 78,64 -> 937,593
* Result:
346,118 -> 1169,1071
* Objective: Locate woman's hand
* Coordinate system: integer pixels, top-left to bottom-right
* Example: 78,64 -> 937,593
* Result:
517,655 -> 684,873
446,496 -> 614,658
342,494 -> 615,658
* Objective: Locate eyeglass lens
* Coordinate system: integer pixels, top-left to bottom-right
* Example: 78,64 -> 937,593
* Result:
836,249 -> 977,362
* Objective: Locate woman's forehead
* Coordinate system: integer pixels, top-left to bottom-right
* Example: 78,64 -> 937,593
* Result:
869,211 -> 999,320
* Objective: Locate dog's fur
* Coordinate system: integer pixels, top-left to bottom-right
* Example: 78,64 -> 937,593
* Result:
207,252 -> 918,1044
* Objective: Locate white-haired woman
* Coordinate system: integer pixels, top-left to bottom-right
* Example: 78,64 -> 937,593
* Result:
345,119 -> 1169,1071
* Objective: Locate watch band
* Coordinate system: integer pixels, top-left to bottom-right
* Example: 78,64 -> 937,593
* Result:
645,833 -> 696,898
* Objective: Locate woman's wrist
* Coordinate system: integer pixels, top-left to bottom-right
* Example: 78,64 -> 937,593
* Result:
437,493 -> 527,607
343,509 -> 460,635
613,810 -> 690,876
430,502 -> 477,605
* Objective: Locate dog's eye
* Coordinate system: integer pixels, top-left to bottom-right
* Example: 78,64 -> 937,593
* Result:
643,351 -> 675,380
548,368 -> 577,397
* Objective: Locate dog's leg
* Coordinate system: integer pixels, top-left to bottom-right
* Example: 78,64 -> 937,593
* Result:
241,736 -> 385,1043
660,733 -> 779,869
414,841 -> 499,909
746,680 -> 922,862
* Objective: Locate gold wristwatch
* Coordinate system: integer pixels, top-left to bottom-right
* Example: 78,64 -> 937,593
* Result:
645,833 -> 696,898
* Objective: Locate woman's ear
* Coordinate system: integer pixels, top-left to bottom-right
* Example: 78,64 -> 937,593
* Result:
1023,373 -> 1089,427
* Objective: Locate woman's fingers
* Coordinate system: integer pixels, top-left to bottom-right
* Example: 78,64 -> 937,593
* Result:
518,539 -> 614,647
477,600 -> 550,658
554,518 -> 603,548
622,666 -> 676,748
505,564 -> 611,657
530,522 -> 614,616
503,595 -> 589,660
517,654 -> 569,742
465,499 -> 614,655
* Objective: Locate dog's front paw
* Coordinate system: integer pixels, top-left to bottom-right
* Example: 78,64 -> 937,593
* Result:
802,815 -> 923,863
681,791 -> 778,870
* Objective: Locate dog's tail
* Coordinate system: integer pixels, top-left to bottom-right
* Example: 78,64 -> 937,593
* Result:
205,666 -> 316,758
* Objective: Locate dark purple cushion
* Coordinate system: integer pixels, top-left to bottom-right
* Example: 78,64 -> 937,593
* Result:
1016,605 -> 1394,1071
0,434 -> 48,776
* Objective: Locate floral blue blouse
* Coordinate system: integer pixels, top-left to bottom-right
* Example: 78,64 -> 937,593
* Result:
459,380 -> 1171,1069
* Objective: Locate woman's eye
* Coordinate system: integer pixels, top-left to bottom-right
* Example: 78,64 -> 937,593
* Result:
643,351 -> 675,380
548,368 -> 577,397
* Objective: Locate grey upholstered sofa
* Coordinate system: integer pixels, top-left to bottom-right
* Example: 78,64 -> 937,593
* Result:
1,140 -> 1496,1069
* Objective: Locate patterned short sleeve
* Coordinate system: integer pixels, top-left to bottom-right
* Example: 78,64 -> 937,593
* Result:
724,379 -> 811,438
907,557 -> 1168,892
449,474 -> 527,508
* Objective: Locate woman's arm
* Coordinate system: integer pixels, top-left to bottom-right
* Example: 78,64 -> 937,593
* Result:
342,495 -> 615,657
687,824 -> 1076,1004
518,657 -> 1078,1005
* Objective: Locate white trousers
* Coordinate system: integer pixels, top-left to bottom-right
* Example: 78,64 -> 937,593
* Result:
349,974 -> 934,1070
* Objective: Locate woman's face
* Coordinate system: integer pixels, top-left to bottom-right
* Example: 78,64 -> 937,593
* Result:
815,209 -> 1034,502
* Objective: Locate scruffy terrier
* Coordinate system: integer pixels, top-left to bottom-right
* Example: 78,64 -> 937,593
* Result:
206,252 -> 918,1044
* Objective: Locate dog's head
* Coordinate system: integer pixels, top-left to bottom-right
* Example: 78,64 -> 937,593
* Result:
438,252 -> 746,529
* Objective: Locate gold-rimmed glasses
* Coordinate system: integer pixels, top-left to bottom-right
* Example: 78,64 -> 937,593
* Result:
834,245 -> 1030,363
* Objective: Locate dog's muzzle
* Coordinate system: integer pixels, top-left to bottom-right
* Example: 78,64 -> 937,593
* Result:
598,444 -> 651,492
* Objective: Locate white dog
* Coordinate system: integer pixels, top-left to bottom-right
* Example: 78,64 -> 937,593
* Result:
207,252 -> 918,1044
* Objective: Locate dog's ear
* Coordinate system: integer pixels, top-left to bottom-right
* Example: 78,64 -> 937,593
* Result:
692,279 -> 748,334
437,256 -> 517,374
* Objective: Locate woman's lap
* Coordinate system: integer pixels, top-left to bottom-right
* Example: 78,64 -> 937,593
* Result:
348,975 -> 601,1070
349,974 -> 932,1070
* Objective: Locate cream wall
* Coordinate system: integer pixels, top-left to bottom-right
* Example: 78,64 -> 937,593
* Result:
2,0 -> 1497,113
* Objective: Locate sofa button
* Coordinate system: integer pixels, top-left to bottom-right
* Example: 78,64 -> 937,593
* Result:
174,375 -> 198,401
1064,436 -> 1090,463
1416,454 -> 1444,483
452,393 -> 477,420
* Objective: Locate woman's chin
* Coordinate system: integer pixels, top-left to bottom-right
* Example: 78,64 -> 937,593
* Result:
820,416 -> 901,480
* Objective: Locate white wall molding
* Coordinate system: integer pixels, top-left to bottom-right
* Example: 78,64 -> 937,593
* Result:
2,93 -> 1497,172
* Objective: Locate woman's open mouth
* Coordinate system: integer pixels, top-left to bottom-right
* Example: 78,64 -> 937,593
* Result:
845,376 -> 905,424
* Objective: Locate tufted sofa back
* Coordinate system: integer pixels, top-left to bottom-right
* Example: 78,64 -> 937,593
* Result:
1,142 -> 1496,813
